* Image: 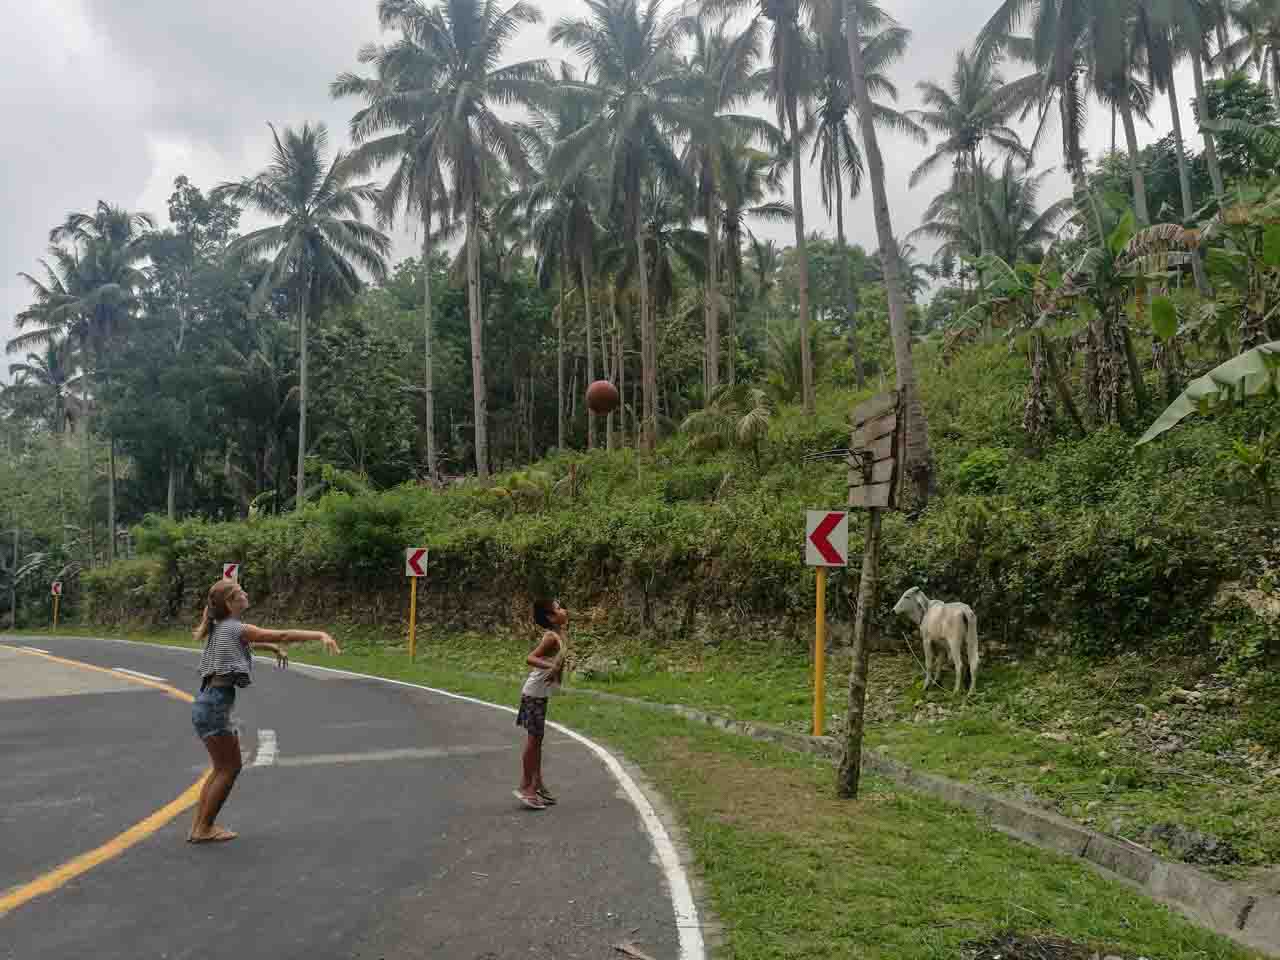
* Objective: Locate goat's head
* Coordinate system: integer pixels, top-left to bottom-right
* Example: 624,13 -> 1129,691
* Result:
893,587 -> 928,624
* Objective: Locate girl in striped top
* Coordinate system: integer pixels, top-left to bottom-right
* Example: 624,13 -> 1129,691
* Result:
188,577 -> 341,844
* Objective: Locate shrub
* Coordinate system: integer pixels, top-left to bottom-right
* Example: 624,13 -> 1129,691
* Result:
950,447 -> 1011,494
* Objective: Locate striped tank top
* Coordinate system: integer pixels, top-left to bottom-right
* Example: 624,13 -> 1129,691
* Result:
198,618 -> 253,687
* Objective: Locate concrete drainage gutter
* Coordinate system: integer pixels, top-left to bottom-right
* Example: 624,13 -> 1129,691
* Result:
576,688 -> 1280,958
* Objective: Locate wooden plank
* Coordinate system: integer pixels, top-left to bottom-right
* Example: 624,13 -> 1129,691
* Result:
851,392 -> 897,427
848,459 -> 896,488
853,411 -> 897,447
844,435 -> 896,465
849,482 -> 893,509
869,434 -> 896,460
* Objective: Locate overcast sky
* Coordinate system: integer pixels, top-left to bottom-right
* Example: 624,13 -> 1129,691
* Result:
1,0 -> 1203,381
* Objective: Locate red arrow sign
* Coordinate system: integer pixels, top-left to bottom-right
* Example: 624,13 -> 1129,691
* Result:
223,563 -> 239,581
805,510 -> 849,567
808,513 -> 844,564
51,581 -> 63,597
405,548 -> 428,577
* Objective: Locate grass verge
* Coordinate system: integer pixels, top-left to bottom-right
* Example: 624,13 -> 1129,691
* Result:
11,625 -> 1266,959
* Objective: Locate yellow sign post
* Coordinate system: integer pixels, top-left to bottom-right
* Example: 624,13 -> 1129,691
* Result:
814,568 -> 827,736
805,511 -> 849,737
404,548 -> 428,661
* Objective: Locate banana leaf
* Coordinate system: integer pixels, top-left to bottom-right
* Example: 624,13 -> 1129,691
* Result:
1136,342 -> 1280,446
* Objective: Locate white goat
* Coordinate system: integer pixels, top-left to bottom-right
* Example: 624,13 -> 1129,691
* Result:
893,587 -> 980,694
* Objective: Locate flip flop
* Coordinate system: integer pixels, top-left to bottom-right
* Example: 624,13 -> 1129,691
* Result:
189,828 -> 239,844
513,789 -> 546,811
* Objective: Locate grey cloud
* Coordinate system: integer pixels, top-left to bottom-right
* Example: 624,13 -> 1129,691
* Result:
2,0 -> 1199,381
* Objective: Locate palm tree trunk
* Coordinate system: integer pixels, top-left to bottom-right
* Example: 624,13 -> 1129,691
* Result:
727,237 -> 738,386
1165,70 -> 1212,295
603,293 -> 616,451
846,19 -> 933,502
836,185 -> 866,389
636,216 -> 656,452
971,150 -> 989,256
582,256 -> 596,450
422,220 -> 438,480
295,277 -> 311,507
705,199 -> 721,399
81,371 -> 93,569
1119,98 -> 1152,225
1191,52 -> 1227,201
558,260 -> 567,451
466,196 -> 489,478
106,436 -> 117,562
788,96 -> 816,416
167,452 -> 177,521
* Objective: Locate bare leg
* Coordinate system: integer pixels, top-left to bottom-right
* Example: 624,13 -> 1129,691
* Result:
191,733 -> 241,841
520,734 -> 542,796
531,737 -> 546,793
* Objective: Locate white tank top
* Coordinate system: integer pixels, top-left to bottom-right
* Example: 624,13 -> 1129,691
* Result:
521,633 -> 562,698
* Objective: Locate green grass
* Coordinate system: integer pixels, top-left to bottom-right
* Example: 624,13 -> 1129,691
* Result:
10,624 -> 1266,959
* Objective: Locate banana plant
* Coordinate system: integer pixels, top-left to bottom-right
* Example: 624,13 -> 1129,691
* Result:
1136,340 -> 1280,445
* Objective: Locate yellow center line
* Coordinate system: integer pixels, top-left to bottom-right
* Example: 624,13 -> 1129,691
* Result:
0,773 -> 209,918
0,644 -> 207,918
0,644 -> 193,703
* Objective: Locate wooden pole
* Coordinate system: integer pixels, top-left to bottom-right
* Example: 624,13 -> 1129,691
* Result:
837,508 -> 882,799
814,567 -> 827,737
52,595 -> 60,633
408,577 -> 418,661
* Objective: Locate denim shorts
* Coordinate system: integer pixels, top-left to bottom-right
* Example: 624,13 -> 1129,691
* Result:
192,685 -> 239,740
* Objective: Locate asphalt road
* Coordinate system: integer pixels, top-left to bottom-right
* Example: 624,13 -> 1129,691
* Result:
0,636 -> 690,960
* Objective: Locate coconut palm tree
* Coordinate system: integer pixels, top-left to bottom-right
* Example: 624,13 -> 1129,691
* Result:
515,66 -> 603,451
811,10 -> 921,387
548,0 -> 687,451
1089,24 -> 1157,225
909,49 -> 1030,272
844,0 -> 933,509
41,203 -> 153,561
749,234 -> 783,334
216,123 -> 390,506
8,338 -> 80,436
720,142 -> 791,384
677,14 -> 775,399
379,0 -> 549,478
1136,0 -> 1213,293
707,0 -> 820,412
912,159 -> 1073,267
1224,0 -> 1280,105
333,0 -> 456,481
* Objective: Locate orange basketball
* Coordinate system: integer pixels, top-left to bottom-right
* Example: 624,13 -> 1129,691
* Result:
585,380 -> 621,415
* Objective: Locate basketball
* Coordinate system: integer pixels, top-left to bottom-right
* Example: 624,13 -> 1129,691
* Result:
585,380 -> 620,415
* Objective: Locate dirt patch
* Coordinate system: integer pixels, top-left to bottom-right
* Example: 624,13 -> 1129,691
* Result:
657,737 -> 885,834
961,932 -> 1147,960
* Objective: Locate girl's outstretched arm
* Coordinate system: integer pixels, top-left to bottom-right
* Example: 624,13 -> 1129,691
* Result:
242,624 -> 341,655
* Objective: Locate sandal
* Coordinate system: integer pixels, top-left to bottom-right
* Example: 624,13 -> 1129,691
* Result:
536,787 -> 558,805
189,827 -> 239,844
513,789 -> 546,811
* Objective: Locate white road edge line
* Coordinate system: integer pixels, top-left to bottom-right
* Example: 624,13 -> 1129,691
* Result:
23,647 -> 51,654
113,667 -> 169,683
252,729 -> 278,767
61,637 -> 706,960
